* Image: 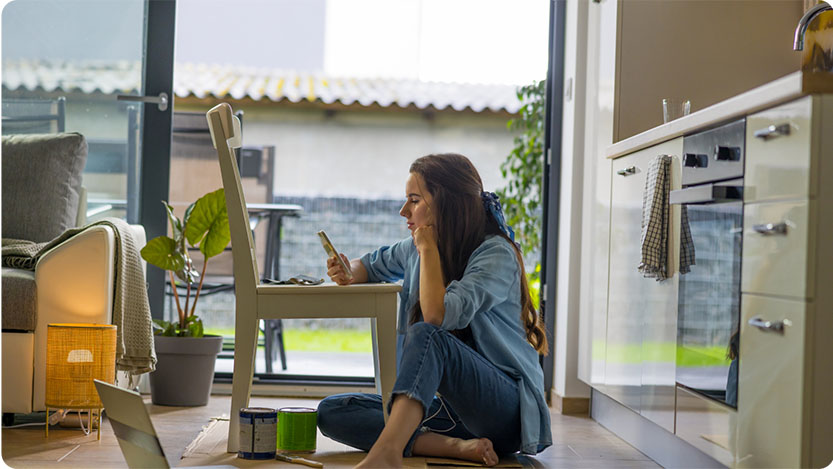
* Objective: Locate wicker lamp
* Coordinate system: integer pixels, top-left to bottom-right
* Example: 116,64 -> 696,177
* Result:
45,323 -> 116,439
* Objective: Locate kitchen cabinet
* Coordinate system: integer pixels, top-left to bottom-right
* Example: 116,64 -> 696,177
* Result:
613,0 -> 802,141
588,90 -> 833,468
675,386 -> 733,467
735,94 -> 833,468
606,137 -> 681,431
741,200 -> 812,299
744,97 -> 813,202
736,294 -> 806,468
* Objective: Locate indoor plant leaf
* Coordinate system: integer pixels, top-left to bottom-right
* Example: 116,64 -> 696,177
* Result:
163,202 -> 183,243
140,236 -> 185,272
184,188 -> 231,259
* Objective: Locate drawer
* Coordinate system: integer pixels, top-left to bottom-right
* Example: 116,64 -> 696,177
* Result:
741,200 -> 812,299
736,294 -> 806,468
675,386 -> 734,468
745,97 -> 812,203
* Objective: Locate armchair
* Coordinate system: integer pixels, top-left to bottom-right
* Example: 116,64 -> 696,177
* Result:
0,133 -> 146,419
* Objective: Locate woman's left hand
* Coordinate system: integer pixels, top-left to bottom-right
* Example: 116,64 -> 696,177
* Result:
412,224 -> 437,255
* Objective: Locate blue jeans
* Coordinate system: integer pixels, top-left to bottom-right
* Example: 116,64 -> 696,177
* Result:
317,322 -> 522,456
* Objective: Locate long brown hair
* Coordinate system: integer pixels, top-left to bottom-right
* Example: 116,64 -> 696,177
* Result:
409,153 -> 548,355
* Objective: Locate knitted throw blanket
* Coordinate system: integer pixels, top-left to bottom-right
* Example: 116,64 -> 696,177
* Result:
2,218 -> 156,375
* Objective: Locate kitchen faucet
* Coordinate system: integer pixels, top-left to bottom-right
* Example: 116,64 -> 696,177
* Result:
794,0 -> 833,50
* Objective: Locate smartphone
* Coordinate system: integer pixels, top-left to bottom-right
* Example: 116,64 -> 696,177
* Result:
317,230 -> 353,280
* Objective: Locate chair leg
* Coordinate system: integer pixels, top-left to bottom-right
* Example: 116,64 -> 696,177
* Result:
277,320 -> 287,371
263,320 -> 274,374
374,295 -> 398,423
227,314 -> 260,453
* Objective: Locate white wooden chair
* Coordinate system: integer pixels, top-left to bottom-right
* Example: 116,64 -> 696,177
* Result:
206,103 -> 400,452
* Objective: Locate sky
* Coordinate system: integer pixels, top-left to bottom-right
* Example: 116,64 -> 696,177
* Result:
175,0 -> 550,85
1,0 -> 550,86
323,0 -> 550,85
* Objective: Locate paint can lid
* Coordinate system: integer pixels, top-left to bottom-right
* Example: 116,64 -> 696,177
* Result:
278,406 -> 316,414
240,407 -> 277,417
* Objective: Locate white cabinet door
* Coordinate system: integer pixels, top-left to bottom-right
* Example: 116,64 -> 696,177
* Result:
741,200 -> 812,299
745,97 -> 813,203
736,293 -> 806,469
606,138 -> 681,424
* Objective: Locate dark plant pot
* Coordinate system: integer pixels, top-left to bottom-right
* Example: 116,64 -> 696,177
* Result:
149,334 -> 223,406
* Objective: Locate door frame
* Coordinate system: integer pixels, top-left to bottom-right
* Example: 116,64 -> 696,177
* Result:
140,0 -> 177,320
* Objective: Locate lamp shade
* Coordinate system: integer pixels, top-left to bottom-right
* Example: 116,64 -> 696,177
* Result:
45,323 -> 116,409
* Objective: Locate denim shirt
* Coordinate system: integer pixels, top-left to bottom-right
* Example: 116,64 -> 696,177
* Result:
360,235 -> 552,454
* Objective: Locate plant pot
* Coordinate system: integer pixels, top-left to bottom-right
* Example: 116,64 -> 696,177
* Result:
149,334 -> 223,406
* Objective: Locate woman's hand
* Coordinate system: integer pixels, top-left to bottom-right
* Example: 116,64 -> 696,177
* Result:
326,253 -> 353,285
413,224 -> 437,256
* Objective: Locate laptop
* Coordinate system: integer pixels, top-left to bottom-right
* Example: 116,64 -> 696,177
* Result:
94,380 -> 236,469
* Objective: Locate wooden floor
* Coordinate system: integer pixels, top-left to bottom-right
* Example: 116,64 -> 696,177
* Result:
2,395 -> 661,468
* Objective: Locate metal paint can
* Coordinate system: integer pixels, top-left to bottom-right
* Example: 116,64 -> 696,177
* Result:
238,407 -> 277,459
277,407 -> 317,453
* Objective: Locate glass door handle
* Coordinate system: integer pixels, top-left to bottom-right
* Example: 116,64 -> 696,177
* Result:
748,316 -> 792,334
117,92 -> 169,112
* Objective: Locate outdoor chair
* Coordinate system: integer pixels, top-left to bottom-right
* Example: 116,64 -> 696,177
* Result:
2,97 -> 66,134
206,102 -> 401,453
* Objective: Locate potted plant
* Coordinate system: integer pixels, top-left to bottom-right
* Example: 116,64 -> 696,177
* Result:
140,188 -> 231,406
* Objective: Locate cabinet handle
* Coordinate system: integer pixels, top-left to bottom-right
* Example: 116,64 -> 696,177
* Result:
748,316 -> 792,334
753,123 -> 791,141
616,166 -> 637,176
752,222 -> 788,236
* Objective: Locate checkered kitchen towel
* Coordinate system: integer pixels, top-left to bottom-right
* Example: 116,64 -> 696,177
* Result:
638,155 -> 672,281
679,205 -> 696,274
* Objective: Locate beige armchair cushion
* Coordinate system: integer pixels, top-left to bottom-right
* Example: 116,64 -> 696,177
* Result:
1,133 -> 87,242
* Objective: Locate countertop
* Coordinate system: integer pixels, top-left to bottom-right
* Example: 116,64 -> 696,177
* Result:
606,71 -> 810,159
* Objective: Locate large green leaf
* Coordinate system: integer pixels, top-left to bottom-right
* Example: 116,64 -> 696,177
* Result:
163,202 -> 183,244
140,236 -> 185,272
184,188 -> 230,260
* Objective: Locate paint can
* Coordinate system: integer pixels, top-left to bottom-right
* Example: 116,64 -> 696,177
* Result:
277,407 -> 317,453
238,407 -> 277,460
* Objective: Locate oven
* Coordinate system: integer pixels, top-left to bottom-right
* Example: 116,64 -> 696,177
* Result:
670,118 -> 745,408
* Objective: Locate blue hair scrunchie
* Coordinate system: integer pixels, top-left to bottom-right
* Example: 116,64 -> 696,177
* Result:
481,191 -> 516,243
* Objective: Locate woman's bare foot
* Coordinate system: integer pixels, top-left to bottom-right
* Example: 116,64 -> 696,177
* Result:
452,437 -> 499,466
354,444 -> 403,469
413,431 -> 499,466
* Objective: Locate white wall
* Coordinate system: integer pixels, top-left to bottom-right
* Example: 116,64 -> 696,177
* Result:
552,0 -> 591,401
176,103 -> 516,200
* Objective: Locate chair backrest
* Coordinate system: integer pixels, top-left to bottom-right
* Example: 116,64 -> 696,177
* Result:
206,103 -> 259,294
2,97 -> 66,134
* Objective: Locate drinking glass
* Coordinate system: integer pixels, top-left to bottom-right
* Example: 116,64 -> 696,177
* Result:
662,99 -> 691,123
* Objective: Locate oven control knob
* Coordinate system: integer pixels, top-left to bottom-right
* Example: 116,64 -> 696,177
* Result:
684,153 -> 707,167
715,145 -> 741,161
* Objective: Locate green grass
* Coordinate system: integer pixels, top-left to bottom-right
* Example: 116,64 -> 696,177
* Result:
204,328 -> 372,353
592,340 -> 731,367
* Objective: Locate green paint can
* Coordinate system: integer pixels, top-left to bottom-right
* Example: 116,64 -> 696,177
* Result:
277,407 -> 317,453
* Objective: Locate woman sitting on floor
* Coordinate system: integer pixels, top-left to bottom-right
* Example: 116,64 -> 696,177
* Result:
317,153 -> 551,468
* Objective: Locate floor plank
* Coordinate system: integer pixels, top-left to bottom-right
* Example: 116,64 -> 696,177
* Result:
1,395 -> 660,468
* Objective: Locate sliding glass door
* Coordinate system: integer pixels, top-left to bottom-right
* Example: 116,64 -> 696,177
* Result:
2,0 -> 176,316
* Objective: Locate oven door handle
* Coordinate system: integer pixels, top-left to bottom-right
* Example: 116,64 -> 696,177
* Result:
669,184 -> 743,205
